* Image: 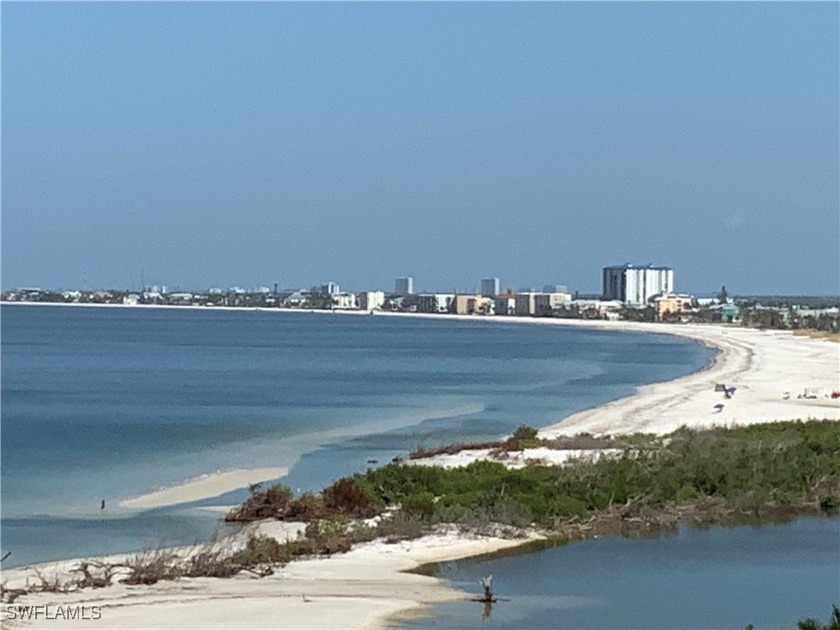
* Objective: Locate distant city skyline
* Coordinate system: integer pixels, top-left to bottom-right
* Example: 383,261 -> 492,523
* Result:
2,3 -> 838,295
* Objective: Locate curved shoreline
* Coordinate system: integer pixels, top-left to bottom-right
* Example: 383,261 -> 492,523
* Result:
2,316 -> 838,629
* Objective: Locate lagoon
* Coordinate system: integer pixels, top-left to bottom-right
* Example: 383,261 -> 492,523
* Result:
403,516 -> 840,629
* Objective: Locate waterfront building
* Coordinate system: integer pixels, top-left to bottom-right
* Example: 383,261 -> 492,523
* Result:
417,293 -> 454,313
494,294 -> 516,316
534,292 -> 572,316
395,277 -> 414,295
357,291 -> 385,311
452,294 -> 489,315
331,293 -> 357,310
515,293 -> 539,316
654,294 -> 694,321
480,277 -> 500,297
602,264 -> 674,305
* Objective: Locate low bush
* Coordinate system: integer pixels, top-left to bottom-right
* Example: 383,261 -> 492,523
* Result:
121,550 -> 182,585
225,483 -> 292,522
322,478 -> 381,518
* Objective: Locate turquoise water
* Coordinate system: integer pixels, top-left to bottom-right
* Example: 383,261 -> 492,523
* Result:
1,305 -> 712,566
404,516 -> 840,629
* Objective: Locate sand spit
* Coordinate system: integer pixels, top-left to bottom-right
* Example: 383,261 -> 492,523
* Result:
0,532 -> 540,630
118,468 -> 289,510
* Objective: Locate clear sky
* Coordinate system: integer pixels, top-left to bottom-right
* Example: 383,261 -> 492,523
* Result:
2,2 -> 838,295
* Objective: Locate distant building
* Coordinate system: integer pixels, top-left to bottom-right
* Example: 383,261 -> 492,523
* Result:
332,293 -> 357,310
535,292 -> 572,316
452,294 -> 490,315
494,294 -> 516,316
480,277 -> 500,297
515,293 -> 539,316
320,282 -> 340,297
570,298 -> 624,318
417,294 -> 454,313
602,264 -> 674,305
543,284 -> 568,294
357,291 -> 385,311
280,290 -> 307,308
395,277 -> 414,295
654,294 -> 694,321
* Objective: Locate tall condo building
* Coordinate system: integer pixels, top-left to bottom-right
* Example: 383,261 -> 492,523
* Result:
395,277 -> 414,295
602,264 -> 674,305
480,277 -> 500,297
320,282 -> 340,296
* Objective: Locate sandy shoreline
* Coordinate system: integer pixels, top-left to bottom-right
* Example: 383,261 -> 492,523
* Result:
2,313 -> 838,629
118,467 -> 289,510
0,530 -> 541,630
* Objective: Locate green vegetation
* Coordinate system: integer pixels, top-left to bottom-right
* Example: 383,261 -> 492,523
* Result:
358,421 -> 840,530
4,420 -> 837,602
230,421 -> 840,536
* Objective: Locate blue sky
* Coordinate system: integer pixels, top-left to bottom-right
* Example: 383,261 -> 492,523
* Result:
2,3 -> 838,295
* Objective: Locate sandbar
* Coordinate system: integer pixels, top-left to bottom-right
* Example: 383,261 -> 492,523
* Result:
118,467 -> 288,510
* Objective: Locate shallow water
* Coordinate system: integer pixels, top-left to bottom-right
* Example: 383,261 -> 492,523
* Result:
402,516 -> 840,630
1,305 -> 712,566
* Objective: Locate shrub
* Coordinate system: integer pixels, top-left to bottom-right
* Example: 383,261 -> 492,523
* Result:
121,550 -> 182,585
513,425 -> 539,442
322,478 -> 380,518
303,517 -> 354,555
287,492 -> 327,521
230,534 -> 297,566
400,493 -> 436,519
376,513 -> 429,543
183,549 -> 242,579
225,483 -> 292,521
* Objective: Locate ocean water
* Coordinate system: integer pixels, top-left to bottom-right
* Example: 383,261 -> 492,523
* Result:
1,305 -> 712,566
403,515 -> 840,630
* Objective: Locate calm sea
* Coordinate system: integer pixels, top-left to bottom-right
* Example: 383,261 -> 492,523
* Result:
2,305 -> 713,566
402,515 -> 840,629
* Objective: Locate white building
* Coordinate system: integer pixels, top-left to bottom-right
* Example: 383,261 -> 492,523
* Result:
357,291 -> 385,311
417,294 -> 454,313
480,277 -> 500,297
602,264 -> 674,305
394,277 -> 414,295
331,293 -> 357,310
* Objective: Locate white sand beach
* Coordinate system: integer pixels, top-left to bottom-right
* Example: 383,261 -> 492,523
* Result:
1,531 -> 539,630
118,467 -> 289,510
2,317 -> 838,629
542,322 -> 839,437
